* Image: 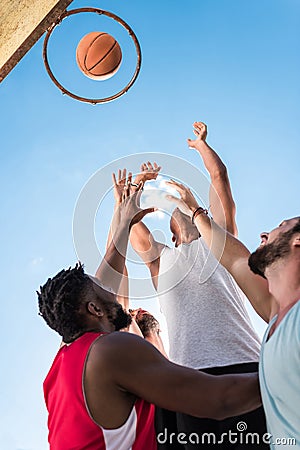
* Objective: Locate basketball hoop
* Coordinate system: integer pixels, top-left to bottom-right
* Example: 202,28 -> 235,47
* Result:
43,8 -> 142,104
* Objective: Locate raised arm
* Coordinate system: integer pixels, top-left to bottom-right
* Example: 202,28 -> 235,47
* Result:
129,162 -> 165,288
166,180 -> 276,322
188,122 -> 238,236
89,332 -> 261,424
95,178 -> 155,295
103,169 -> 130,309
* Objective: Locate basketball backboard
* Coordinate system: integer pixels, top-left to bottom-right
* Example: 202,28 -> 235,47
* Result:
0,0 -> 73,82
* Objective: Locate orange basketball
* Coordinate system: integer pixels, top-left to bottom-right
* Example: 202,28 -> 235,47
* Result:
76,32 -> 122,80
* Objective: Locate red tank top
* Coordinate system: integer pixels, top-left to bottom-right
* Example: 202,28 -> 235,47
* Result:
44,332 -> 157,450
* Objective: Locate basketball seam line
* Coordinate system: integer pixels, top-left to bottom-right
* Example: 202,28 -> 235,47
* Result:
86,39 -> 119,72
82,32 -> 106,71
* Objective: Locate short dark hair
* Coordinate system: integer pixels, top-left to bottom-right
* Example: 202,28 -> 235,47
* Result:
135,313 -> 160,338
37,263 -> 92,343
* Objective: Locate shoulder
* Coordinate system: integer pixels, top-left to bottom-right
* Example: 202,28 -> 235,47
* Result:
88,331 -> 159,367
90,331 -> 146,356
87,331 -> 167,384
280,300 -> 300,326
291,300 -> 300,323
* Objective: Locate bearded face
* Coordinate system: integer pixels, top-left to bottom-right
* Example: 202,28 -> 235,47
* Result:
112,303 -> 132,331
248,219 -> 300,278
103,300 -> 132,331
89,276 -> 132,331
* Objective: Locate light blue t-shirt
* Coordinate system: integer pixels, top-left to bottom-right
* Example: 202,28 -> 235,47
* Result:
259,300 -> 300,449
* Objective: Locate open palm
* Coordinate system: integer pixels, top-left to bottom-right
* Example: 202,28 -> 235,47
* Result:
112,169 -> 132,205
134,161 -> 161,184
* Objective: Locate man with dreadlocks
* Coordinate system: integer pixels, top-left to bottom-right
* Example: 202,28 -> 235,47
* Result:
38,180 -> 261,450
167,180 -> 300,449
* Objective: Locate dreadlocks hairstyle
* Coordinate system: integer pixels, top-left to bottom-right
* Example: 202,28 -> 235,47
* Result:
37,263 -> 92,343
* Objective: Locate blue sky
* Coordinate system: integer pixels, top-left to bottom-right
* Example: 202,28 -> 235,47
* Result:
0,0 -> 299,448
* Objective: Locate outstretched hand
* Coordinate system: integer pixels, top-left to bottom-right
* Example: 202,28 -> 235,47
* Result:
134,161 -> 161,185
112,169 -> 132,205
187,122 -> 207,150
165,180 -> 199,217
118,176 -> 156,228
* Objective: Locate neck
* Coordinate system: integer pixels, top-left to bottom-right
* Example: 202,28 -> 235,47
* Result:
266,257 -> 300,311
69,327 -> 106,342
80,320 -> 115,337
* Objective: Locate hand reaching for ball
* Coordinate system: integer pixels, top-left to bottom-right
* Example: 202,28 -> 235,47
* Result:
187,122 -> 208,150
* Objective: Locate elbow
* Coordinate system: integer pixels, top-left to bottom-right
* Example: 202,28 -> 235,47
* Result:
212,379 -> 240,421
216,375 -> 260,420
201,388 -> 235,421
210,402 -> 231,421
198,398 -> 229,420
211,164 -> 227,180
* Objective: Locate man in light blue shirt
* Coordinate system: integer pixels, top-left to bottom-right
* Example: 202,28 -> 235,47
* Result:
248,217 -> 300,449
167,181 -> 300,449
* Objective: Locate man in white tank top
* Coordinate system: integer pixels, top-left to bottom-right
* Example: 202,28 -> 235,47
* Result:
130,122 -> 268,449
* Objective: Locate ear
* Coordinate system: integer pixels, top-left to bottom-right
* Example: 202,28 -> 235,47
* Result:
87,302 -> 104,317
291,233 -> 300,248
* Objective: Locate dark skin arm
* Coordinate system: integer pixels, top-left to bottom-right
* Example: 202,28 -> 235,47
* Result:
84,332 -> 261,429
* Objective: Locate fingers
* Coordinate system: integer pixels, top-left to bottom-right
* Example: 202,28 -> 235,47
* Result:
121,178 -> 143,201
165,179 -> 186,193
165,194 -> 187,209
187,122 -> 207,145
114,168 -> 128,186
134,181 -> 144,206
147,161 -> 154,170
193,121 -> 206,130
118,168 -> 127,184
165,194 -> 181,205
121,173 -> 133,200
144,207 -> 157,215
129,206 -> 157,227
122,184 -> 130,201
136,207 -> 156,221
193,121 -> 207,137
140,161 -> 162,173
129,309 -> 138,319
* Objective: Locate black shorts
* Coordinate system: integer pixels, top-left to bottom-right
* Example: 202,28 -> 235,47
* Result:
155,362 -> 269,449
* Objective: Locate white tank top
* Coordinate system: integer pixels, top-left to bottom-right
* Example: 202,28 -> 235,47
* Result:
157,238 -> 261,369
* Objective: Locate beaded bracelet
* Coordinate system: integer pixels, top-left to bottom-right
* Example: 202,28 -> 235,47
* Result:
191,206 -> 208,224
